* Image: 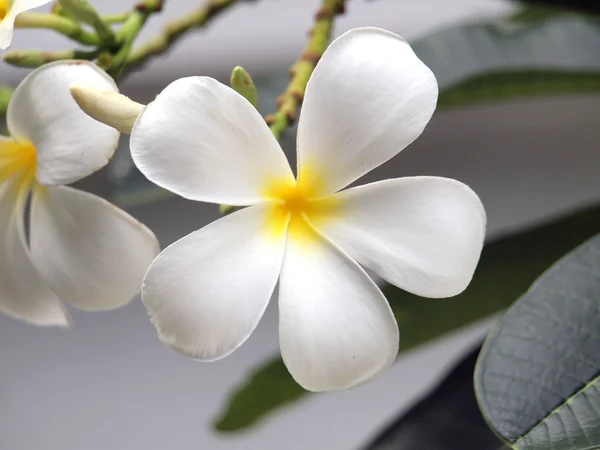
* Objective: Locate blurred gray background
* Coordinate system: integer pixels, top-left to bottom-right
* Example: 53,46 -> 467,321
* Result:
2,0 -> 600,449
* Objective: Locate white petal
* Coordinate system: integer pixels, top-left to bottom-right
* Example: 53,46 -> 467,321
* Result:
0,0 -> 52,49
0,176 -> 70,326
130,77 -> 294,205
29,185 -> 160,311
7,60 -> 120,185
296,28 -> 438,195
141,204 -> 286,360
317,177 -> 486,298
278,223 -> 399,392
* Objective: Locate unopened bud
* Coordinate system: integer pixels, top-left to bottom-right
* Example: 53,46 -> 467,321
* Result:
4,50 -> 48,68
70,85 -> 144,134
59,0 -> 115,44
219,204 -> 235,215
230,66 -> 259,109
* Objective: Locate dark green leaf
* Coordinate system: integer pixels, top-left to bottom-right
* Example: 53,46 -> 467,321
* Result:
362,342 -> 502,450
438,71 -> 600,110
475,233 -> 600,450
509,5 -> 577,24
518,0 -> 600,15
214,206 -> 600,432
413,12 -> 600,111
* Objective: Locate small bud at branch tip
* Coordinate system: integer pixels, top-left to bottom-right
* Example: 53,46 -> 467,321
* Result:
230,66 -> 259,109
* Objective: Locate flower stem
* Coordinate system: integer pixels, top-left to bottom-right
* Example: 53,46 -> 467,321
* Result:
123,0 -> 240,75
106,0 -> 165,78
4,48 -> 103,68
14,12 -> 101,46
265,0 -> 345,140
102,13 -> 131,24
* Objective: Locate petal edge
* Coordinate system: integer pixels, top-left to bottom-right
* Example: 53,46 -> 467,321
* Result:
296,27 -> 438,195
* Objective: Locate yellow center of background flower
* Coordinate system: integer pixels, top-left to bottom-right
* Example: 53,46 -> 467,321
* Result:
263,167 -> 339,244
0,139 -> 37,187
0,0 -> 11,21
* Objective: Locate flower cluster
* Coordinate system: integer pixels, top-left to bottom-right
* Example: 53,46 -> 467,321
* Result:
0,26 -> 485,390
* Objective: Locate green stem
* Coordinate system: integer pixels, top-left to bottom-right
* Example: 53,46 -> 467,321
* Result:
107,0 -> 165,78
123,0 -> 239,75
14,12 -> 101,46
4,48 -> 103,68
265,0 -> 346,140
102,12 -> 130,24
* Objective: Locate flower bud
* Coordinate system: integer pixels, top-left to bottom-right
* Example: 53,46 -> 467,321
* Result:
4,50 -> 48,68
70,85 -> 144,134
230,66 -> 259,109
59,0 -> 115,43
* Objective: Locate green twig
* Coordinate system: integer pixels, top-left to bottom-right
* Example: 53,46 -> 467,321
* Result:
14,12 -> 101,46
216,0 -> 345,215
265,0 -> 346,140
123,0 -> 239,75
107,0 -> 165,78
103,12 -> 130,24
4,48 -> 102,68
59,0 -> 116,45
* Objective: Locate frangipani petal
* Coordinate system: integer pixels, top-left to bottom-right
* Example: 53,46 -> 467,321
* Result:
278,223 -> 399,391
296,28 -> 438,195
131,77 -> 294,206
7,60 -> 120,185
317,177 -> 486,298
0,175 -> 70,326
29,185 -> 160,311
141,204 -> 286,360
0,0 -> 53,49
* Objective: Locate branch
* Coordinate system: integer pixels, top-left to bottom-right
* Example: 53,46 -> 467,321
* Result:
106,0 -> 165,77
123,0 -> 240,75
4,48 -> 102,68
14,12 -> 101,46
102,13 -> 131,24
218,0 -> 345,215
265,0 -> 346,140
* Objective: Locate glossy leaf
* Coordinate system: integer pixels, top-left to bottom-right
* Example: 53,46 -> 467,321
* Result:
475,232 -> 600,450
214,206 -> 600,432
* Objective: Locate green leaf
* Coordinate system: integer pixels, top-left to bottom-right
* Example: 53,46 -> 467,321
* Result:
509,5 -> 568,24
475,233 -> 600,450
412,11 -> 600,110
438,70 -> 600,109
362,342 -> 502,450
214,206 -> 600,432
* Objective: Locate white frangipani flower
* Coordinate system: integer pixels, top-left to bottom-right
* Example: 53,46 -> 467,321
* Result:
0,0 -> 52,49
0,60 -> 159,327
130,28 -> 486,391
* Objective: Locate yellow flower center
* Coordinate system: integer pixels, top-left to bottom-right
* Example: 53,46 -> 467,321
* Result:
263,166 -> 339,244
0,0 -> 11,21
0,138 -> 37,187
